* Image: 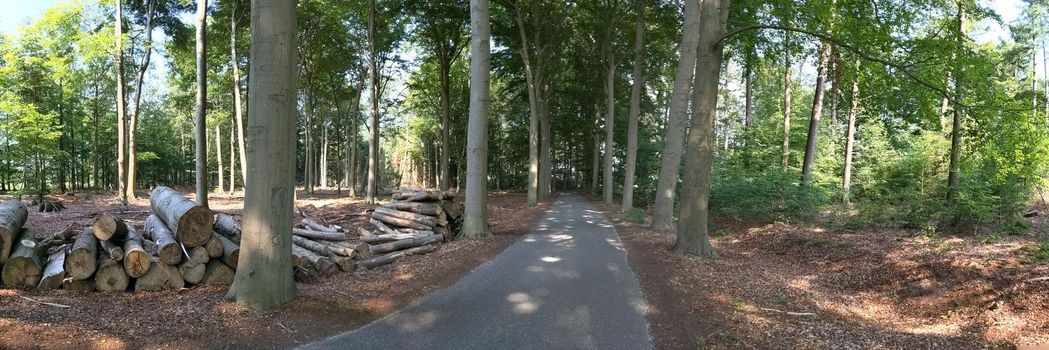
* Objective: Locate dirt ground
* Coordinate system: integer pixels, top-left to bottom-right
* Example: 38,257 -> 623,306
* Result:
0,189 -> 551,350
590,199 -> 1049,350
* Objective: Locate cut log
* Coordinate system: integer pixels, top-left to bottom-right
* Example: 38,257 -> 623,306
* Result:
2,229 -> 43,288
100,239 -> 124,261
91,213 -> 129,242
0,200 -> 29,265
371,212 -> 431,231
357,227 -> 373,237
356,251 -> 405,270
369,218 -> 399,235
293,228 -> 347,241
361,232 -> 433,244
373,207 -> 438,227
319,240 -> 356,257
213,213 -> 241,243
440,200 -> 463,220
204,236 -> 224,258
37,249 -> 66,290
122,227 -> 150,278
351,241 -> 372,259
38,223 -> 79,251
433,225 -> 449,240
135,258 -> 185,291
303,217 -> 339,233
392,190 -> 450,202
328,253 -> 356,272
185,245 -> 209,265
403,244 -> 439,256
95,253 -> 129,292
214,234 -> 239,269
144,214 -> 182,265
65,227 -> 99,280
149,186 -> 215,247
38,199 -> 64,212
63,278 -> 96,292
369,234 -> 443,255
179,259 -> 207,285
382,201 -> 443,216
201,260 -> 234,285
292,245 -> 336,276
292,235 -> 331,256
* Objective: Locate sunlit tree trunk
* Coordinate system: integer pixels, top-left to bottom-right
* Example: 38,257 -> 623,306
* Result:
800,42 -> 831,189
513,5 -> 540,207
115,0 -> 128,205
231,2 -> 247,187
622,1 -> 644,212
781,31 -> 792,171
744,59 -> 753,129
227,0 -> 297,309
346,83 -> 362,197
320,125 -> 328,188
462,0 -> 491,238
194,0 -> 209,207
229,121 -> 235,194
650,0 -> 700,230
674,0 -> 728,257
947,2 -> 964,196
127,0 -> 155,200
842,60 -> 860,204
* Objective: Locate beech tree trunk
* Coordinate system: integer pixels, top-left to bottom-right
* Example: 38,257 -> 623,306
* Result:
674,0 -> 728,257
782,31 -> 793,170
95,252 -> 129,292
366,0 -> 380,202
842,59 -> 861,204
135,258 -> 184,291
947,3 -> 965,195
194,0 -> 209,208
126,0 -> 156,200
346,84 -> 362,197
513,5 -> 540,207
150,186 -> 215,247
144,214 -> 183,265
0,200 -> 29,264
462,0 -> 491,237
602,0 -> 616,206
227,0 -> 298,309
116,0 -> 128,205
622,2 -> 645,212
231,2 -> 247,187
229,118 -> 236,194
202,260 -> 234,285
800,42 -> 831,189
214,213 -> 241,242
216,124 -> 225,193
215,233 -> 240,269
650,0 -> 700,230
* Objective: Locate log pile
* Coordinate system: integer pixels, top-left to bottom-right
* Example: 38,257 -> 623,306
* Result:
355,190 -> 461,270
288,216 -> 366,280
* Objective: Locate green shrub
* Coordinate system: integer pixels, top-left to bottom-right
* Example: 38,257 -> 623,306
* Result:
1031,241 -> 1049,261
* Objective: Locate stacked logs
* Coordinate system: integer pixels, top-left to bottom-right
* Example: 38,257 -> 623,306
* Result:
355,190 -> 462,270
288,217 -> 369,280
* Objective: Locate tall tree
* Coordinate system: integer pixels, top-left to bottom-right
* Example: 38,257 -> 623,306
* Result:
227,0 -> 298,309
674,0 -> 728,257
842,59 -> 860,204
126,0 -> 156,200
194,0 -> 209,207
601,0 -> 618,206
462,0 -> 490,238
115,0 -> 128,205
230,0 -> 247,187
947,1 -> 965,196
800,41 -> 831,189
650,0 -> 700,230
366,0 -> 380,202
781,31 -> 792,170
622,0 -> 645,212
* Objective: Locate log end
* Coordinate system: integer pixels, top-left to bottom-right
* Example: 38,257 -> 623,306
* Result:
177,207 -> 217,247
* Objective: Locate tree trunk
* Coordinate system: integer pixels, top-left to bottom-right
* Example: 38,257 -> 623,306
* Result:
115,0 -> 128,205
127,0 -> 156,200
292,235 -> 331,256
320,125 -> 329,188
366,0 -> 380,202
217,124 -> 225,193
214,213 -> 241,242
144,214 -> 183,265
383,201 -> 443,216
602,2 -> 616,206
947,2 -> 964,196
346,85 -> 362,197
439,58 -> 451,192
513,5 -> 540,207
2,230 -> 42,288
744,55 -> 754,129
0,200 -> 29,264
194,0 -> 209,208
650,0 -> 700,230
622,2 -> 645,212
800,42 -> 831,189
66,227 -> 99,280
539,83 -> 551,198
229,118 -> 236,194
781,31 -> 792,170
674,0 -> 728,257
231,3 -> 247,187
100,239 -> 124,261
591,108 -> 600,196
227,0 -> 298,309
374,207 -> 440,227
123,227 -> 150,278
842,59 -> 860,204
150,186 -> 215,247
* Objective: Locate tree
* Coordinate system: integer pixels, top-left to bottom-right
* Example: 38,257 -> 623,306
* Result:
946,1 -> 965,196
842,59 -> 860,204
116,0 -> 128,205
674,0 -> 727,257
622,0 -> 645,212
461,0 -> 491,238
227,0 -> 298,309
194,0 -> 209,207
126,0 -> 157,200
601,0 -> 618,206
650,0 -> 700,231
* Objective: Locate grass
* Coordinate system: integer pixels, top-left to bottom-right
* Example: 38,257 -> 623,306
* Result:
1031,241 -> 1049,261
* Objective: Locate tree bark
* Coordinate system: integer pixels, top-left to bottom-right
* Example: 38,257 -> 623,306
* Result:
674,0 -> 728,257
144,214 -> 183,265
293,228 -> 347,241
650,0 -> 701,230
195,0 -> 210,208
842,59 -> 860,204
368,233 -> 443,255
622,1 -> 645,212
202,259 -> 234,285
126,0 -> 156,200
229,117 -> 236,194
800,42 -> 831,189
0,200 -> 29,264
66,227 -> 99,280
215,233 -> 240,269
38,249 -> 66,290
382,201 -> 443,216
150,186 -> 215,247
346,84 -> 362,197
227,0 -> 298,309
216,124 -> 225,193
463,0 -> 490,236
214,213 -> 241,242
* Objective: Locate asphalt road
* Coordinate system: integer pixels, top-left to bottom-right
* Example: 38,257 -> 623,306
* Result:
300,194 -> 652,350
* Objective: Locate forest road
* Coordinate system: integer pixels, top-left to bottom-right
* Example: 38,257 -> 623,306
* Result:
299,193 -> 652,350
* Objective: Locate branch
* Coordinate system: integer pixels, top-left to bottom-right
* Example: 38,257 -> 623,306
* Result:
717,25 -> 961,107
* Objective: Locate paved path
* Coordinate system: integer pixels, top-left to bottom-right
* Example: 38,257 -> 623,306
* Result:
300,194 -> 652,350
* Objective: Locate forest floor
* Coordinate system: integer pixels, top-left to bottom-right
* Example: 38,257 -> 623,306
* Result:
0,189 -> 552,350
590,197 -> 1049,349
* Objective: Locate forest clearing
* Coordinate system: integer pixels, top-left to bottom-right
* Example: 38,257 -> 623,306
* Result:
2,0 -> 1049,348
